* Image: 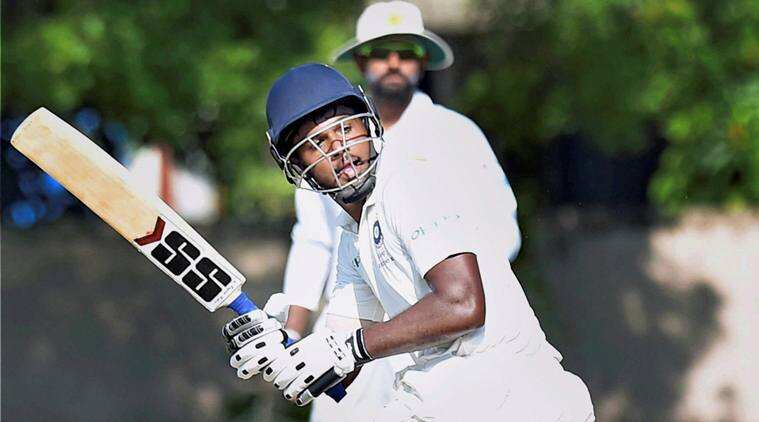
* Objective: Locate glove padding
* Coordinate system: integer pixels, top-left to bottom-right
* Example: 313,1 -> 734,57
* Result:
264,330 -> 356,405
224,298 -> 290,379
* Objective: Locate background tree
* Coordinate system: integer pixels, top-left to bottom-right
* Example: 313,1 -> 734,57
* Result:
3,0 -> 361,222
456,0 -> 758,215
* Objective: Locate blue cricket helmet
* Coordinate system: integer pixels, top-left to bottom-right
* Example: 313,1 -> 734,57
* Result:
266,63 -> 367,149
265,63 -> 384,203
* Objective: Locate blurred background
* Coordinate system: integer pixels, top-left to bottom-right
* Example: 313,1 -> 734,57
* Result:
2,0 -> 757,421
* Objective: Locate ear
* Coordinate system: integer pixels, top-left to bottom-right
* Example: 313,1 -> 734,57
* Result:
419,55 -> 429,73
354,54 -> 367,73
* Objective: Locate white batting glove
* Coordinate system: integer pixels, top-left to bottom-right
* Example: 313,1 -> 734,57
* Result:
223,293 -> 293,379
263,328 -> 374,406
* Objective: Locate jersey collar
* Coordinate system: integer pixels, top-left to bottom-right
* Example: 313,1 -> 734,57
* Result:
336,210 -> 359,233
335,181 -> 380,234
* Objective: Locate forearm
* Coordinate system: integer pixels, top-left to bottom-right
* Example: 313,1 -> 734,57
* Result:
361,253 -> 485,359
362,291 -> 479,358
284,305 -> 312,338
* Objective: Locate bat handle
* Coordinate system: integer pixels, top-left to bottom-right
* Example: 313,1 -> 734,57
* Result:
227,292 -> 347,403
228,291 -> 258,314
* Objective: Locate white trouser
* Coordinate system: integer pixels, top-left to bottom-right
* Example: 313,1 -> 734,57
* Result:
376,342 -> 595,422
310,357 -> 397,421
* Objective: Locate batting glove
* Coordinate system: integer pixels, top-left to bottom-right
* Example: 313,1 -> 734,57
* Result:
223,293 -> 294,379
264,328 -> 374,406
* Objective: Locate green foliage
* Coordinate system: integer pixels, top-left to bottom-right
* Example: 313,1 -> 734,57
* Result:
2,0 -> 360,221
458,0 -> 759,213
4,0 -> 757,219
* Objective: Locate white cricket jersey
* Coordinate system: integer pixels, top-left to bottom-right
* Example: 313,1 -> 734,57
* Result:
285,94 -> 595,420
326,141 -> 598,421
282,188 -> 342,311
282,91 -> 521,310
329,141 -> 551,361
383,91 -> 521,262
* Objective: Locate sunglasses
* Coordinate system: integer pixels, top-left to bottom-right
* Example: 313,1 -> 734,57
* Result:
357,42 -> 426,60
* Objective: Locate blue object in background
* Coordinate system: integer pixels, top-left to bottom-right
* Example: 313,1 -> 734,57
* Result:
1,118 -> 22,142
17,170 -> 39,196
5,148 -> 29,170
104,121 -> 130,162
74,108 -> 101,136
40,173 -> 66,196
9,201 -> 38,229
1,110 -> 132,229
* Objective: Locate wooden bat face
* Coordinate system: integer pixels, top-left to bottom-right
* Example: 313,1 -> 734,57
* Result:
11,108 -> 246,311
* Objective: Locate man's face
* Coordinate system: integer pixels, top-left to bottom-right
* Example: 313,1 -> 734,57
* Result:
356,38 -> 426,97
290,115 -> 372,190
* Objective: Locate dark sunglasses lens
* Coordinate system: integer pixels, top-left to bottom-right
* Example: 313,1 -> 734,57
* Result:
397,49 -> 422,59
368,48 -> 392,59
361,43 -> 424,60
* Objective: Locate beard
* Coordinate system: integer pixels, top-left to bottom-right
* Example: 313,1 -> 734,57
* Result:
366,70 -> 417,105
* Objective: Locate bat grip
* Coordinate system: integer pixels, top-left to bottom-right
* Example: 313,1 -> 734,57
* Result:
228,291 -> 258,314
227,292 -> 347,403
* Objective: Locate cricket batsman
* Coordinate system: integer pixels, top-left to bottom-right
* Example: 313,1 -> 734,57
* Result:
222,63 -> 595,421
280,2 -> 521,419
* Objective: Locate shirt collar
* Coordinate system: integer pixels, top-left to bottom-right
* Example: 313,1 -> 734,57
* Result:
336,185 -> 380,233
336,210 -> 359,233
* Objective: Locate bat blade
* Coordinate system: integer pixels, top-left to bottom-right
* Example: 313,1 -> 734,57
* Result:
11,107 -> 245,312
11,107 -> 347,401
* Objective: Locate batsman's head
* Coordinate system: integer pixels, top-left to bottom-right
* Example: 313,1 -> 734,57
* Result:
332,1 -> 453,101
266,63 -> 384,204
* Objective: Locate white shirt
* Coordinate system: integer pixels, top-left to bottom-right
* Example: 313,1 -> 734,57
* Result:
382,92 -> 521,262
328,140 -> 549,361
282,188 -> 343,311
283,91 -> 521,309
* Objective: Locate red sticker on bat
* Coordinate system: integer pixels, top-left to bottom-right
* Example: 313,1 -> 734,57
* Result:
134,217 -> 165,245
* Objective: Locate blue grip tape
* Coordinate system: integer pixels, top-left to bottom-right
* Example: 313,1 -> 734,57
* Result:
328,383 -> 347,402
228,292 -> 257,314
227,291 -> 346,402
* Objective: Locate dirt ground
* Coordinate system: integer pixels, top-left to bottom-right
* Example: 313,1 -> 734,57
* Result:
3,209 -> 758,421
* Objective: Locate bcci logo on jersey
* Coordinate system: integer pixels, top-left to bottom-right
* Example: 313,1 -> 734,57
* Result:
373,220 -> 394,267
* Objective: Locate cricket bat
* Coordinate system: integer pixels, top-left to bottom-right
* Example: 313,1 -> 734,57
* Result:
11,107 -> 346,402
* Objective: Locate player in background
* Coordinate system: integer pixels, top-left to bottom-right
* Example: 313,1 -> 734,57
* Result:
281,2 -> 521,419
223,63 -> 594,420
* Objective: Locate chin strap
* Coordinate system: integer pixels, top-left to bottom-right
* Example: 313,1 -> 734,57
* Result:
331,173 -> 376,204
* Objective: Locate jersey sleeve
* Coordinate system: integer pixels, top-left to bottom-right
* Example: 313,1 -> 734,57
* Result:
323,231 -> 385,323
282,189 -> 337,311
500,174 -> 522,262
454,116 -> 522,261
383,167 -> 482,278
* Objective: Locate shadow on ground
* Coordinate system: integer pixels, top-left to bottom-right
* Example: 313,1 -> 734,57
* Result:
536,208 -> 722,421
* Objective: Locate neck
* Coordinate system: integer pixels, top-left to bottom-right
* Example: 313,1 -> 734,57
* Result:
376,99 -> 408,129
339,199 -> 365,223
371,90 -> 414,129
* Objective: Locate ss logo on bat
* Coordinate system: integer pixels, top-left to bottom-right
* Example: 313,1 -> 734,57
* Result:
135,217 -> 230,303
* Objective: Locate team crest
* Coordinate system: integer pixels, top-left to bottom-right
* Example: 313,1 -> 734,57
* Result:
373,221 -> 383,244
372,220 -> 394,267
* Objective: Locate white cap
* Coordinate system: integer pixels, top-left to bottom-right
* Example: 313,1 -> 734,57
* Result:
332,1 -> 454,71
